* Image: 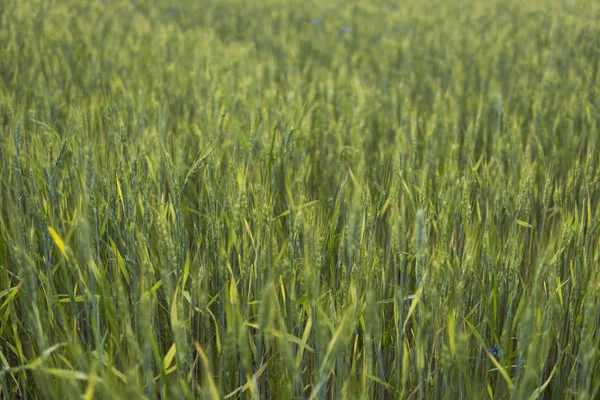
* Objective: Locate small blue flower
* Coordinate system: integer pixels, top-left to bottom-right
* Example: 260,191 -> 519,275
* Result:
312,19 -> 323,25
340,26 -> 350,33
488,344 -> 505,358
168,8 -> 180,14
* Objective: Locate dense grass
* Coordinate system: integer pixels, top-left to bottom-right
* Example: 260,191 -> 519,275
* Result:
1,0 -> 600,398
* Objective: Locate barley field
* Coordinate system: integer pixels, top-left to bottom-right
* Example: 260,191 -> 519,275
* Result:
1,0 -> 600,398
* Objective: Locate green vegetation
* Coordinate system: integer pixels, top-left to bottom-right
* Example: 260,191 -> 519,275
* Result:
1,0 -> 600,398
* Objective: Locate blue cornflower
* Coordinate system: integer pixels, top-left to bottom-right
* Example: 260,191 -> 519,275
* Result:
312,19 -> 323,25
488,344 -> 505,358
340,26 -> 350,33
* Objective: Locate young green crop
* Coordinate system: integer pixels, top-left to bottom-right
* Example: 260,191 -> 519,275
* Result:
1,0 -> 600,398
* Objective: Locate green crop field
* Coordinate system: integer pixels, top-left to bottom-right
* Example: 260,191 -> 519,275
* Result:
1,0 -> 600,398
